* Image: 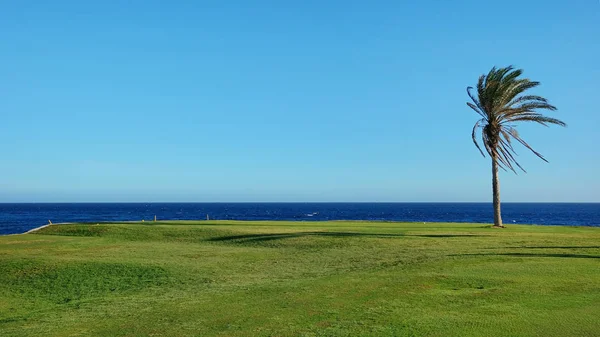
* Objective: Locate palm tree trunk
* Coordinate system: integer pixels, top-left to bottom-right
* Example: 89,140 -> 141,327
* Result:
491,156 -> 504,228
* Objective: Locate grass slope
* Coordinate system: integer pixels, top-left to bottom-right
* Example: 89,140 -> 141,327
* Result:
0,221 -> 599,336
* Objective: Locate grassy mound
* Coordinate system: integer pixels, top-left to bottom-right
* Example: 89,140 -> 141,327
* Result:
1,221 -> 599,336
0,260 -> 170,304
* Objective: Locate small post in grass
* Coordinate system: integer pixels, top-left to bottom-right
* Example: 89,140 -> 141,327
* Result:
154,215 -> 157,222
206,214 -> 209,221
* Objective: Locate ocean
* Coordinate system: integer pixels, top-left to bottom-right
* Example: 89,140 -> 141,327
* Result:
1,202 -> 599,235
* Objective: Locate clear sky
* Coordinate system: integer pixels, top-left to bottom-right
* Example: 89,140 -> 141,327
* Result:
1,0 -> 598,202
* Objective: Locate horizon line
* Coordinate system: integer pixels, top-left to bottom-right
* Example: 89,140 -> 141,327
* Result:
0,201 -> 598,204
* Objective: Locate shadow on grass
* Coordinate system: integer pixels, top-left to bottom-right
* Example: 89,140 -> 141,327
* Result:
504,245 -> 600,249
415,234 -> 483,238
454,252 -> 600,259
208,232 -> 484,243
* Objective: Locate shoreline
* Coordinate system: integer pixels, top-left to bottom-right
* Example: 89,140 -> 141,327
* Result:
1,219 -> 599,237
24,223 -> 59,234
2,222 -> 69,236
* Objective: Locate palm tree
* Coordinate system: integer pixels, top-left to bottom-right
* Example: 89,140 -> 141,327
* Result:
467,66 -> 566,228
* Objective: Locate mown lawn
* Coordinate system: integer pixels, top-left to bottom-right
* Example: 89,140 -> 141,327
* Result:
0,221 -> 599,336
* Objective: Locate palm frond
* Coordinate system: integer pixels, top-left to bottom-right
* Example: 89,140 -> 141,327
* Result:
505,95 -> 548,108
497,79 -> 540,107
472,119 -> 486,157
508,115 -> 567,127
506,127 -> 548,162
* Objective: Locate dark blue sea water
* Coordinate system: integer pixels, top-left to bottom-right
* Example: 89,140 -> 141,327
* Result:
0,203 -> 598,235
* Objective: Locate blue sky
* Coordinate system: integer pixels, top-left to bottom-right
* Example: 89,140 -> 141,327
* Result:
1,0 -> 598,202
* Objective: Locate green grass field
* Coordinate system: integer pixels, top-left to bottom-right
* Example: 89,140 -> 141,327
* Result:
1,221 -> 599,336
